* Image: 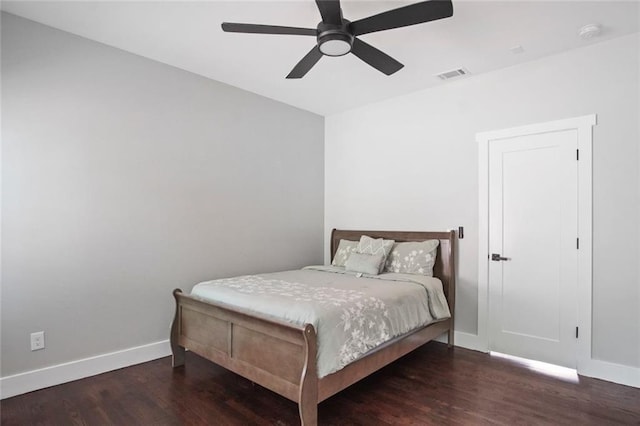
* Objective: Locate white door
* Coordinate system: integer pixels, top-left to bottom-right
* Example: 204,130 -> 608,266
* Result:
488,129 -> 578,368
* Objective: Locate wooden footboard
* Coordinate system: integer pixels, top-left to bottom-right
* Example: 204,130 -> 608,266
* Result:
170,289 -> 318,424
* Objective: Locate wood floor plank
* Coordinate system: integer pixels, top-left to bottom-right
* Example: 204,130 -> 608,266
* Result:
2,342 -> 639,425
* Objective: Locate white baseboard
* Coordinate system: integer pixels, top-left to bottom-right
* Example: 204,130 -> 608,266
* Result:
0,339 -> 171,400
2,334 -> 636,400
580,358 -> 640,388
453,331 -> 488,353
433,330 -> 488,353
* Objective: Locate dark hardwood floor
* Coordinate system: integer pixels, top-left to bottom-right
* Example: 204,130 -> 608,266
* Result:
2,342 -> 639,425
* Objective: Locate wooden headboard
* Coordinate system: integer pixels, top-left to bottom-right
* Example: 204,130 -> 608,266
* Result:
330,229 -> 456,318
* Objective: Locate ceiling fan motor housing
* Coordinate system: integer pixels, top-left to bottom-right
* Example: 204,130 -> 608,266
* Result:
317,21 -> 354,56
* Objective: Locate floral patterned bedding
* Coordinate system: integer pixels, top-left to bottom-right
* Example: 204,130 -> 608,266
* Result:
190,266 -> 450,378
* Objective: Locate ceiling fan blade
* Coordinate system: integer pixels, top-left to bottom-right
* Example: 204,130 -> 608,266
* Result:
351,38 -> 404,76
222,22 -> 316,36
315,0 -> 343,25
286,46 -> 323,79
350,0 -> 453,36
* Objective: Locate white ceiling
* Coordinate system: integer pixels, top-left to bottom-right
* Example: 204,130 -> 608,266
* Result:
2,1 -> 639,115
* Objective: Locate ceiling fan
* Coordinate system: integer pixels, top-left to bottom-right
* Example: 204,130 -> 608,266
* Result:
221,0 -> 453,79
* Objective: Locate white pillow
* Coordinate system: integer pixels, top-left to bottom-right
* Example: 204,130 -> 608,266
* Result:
332,239 -> 358,267
345,252 -> 385,276
356,235 -> 395,273
384,240 -> 439,276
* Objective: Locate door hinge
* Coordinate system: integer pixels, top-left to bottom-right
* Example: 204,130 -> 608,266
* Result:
577,238 -> 580,249
576,149 -> 579,161
576,326 -> 579,338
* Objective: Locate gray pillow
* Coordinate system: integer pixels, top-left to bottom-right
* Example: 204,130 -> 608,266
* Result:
384,240 -> 439,276
356,235 -> 395,273
332,239 -> 358,267
345,252 -> 385,276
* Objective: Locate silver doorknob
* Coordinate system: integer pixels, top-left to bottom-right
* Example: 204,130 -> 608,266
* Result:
491,253 -> 511,261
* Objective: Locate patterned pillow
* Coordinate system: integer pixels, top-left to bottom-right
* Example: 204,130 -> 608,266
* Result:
384,240 -> 439,276
345,252 -> 385,276
356,235 -> 395,273
332,239 -> 358,267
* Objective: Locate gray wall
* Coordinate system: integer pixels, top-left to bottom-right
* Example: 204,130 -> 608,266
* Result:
326,33 -> 639,367
1,13 -> 324,376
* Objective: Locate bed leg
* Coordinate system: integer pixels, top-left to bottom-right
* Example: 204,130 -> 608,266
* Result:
299,324 -> 318,425
448,327 -> 455,349
171,289 -> 186,367
299,400 -> 318,426
172,343 -> 185,367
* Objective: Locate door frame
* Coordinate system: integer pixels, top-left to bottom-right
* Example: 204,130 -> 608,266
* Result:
476,114 -> 596,372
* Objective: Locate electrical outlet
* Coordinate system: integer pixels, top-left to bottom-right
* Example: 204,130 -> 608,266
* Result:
30,331 -> 45,351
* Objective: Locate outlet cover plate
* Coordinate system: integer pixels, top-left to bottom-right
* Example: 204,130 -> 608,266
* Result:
31,331 -> 45,351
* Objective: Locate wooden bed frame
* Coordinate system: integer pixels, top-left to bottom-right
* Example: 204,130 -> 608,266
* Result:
170,229 -> 456,425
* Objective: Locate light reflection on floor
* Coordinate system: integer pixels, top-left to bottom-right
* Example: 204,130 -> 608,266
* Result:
490,351 -> 580,383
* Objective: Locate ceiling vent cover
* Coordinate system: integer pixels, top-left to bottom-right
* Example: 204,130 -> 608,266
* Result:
437,68 -> 469,80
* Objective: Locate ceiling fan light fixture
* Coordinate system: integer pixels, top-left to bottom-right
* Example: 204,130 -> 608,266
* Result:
318,32 -> 353,56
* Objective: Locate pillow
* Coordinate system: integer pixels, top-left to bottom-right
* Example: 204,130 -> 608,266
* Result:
345,252 -> 385,276
356,235 -> 395,273
384,240 -> 439,276
332,239 -> 358,267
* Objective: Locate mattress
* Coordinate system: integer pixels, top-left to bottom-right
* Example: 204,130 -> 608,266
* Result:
190,265 -> 451,378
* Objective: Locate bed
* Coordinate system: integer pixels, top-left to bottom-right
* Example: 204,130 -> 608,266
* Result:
170,229 -> 456,425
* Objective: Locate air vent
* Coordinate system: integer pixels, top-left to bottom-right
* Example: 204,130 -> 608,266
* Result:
437,68 -> 469,80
